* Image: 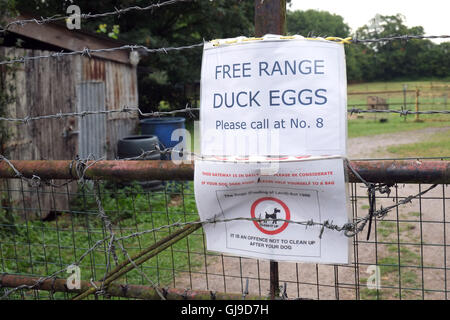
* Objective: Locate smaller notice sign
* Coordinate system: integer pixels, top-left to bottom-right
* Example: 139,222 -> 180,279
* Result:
194,157 -> 350,264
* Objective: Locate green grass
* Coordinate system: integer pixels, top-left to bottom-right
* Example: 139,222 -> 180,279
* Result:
386,129 -> 450,157
348,114 -> 450,138
377,221 -> 397,238
408,212 -> 421,217
360,286 -> 382,300
359,215 -> 424,300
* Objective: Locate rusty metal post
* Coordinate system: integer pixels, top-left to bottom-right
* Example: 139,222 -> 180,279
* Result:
1,160 -> 450,184
255,0 -> 286,300
0,160 -> 195,181
269,259 -> 280,299
0,273 -> 265,300
269,260 -> 279,299
255,0 -> 286,37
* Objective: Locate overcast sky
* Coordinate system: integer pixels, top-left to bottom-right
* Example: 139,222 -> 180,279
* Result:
288,0 -> 450,43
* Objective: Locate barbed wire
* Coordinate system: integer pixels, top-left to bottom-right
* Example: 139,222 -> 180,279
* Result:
0,154 -> 75,188
0,180 -> 439,298
212,35 -> 450,45
0,154 -> 42,188
345,159 -> 438,239
90,179 -> 166,300
351,34 -> 450,44
351,183 -> 438,237
0,0 -> 191,33
116,216 -> 354,242
115,179 -> 438,242
1,105 -> 449,127
0,0 -> 448,48
1,191 -> 440,300
0,153 -> 107,188
0,34 -> 449,66
0,105 -> 199,124
0,42 -> 204,66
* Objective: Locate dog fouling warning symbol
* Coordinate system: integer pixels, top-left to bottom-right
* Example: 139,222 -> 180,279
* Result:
250,197 -> 290,235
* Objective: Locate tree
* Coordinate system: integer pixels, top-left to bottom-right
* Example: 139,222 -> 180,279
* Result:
286,9 -> 370,81
355,14 -> 428,80
345,44 -> 376,82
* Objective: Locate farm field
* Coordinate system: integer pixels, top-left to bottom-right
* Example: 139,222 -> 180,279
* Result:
348,80 -> 450,93
347,80 -> 450,158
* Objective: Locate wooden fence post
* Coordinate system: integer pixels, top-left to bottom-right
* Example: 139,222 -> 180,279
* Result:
415,88 -> 421,122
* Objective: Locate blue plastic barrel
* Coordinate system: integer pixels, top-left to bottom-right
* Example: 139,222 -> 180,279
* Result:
140,117 -> 186,159
140,117 -> 188,191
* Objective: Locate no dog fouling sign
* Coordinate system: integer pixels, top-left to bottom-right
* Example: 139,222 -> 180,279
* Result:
194,157 -> 350,264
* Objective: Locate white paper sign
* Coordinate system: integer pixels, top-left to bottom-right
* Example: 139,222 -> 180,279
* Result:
194,157 -> 350,264
200,38 -> 347,157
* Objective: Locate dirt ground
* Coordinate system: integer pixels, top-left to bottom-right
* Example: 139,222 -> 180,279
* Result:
174,126 -> 450,300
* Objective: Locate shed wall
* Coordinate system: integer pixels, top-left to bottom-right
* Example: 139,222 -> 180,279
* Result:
1,47 -> 138,161
0,47 -> 139,215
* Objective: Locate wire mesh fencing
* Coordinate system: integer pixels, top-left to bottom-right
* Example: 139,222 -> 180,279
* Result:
0,158 -> 448,300
347,85 -> 450,124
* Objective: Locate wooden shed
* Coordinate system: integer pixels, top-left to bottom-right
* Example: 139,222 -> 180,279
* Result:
0,14 -> 140,161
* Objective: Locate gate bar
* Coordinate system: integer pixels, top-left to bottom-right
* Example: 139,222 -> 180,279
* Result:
0,273 -> 265,300
0,160 -> 449,184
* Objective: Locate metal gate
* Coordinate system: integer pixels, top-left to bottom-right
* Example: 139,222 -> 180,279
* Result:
0,158 -> 448,300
